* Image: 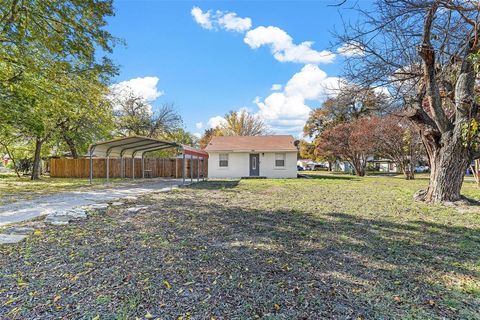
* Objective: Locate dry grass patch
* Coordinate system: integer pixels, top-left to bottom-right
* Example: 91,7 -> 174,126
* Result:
0,175 -> 479,319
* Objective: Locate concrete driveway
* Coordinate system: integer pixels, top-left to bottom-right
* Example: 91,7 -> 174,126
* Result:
0,179 -> 183,226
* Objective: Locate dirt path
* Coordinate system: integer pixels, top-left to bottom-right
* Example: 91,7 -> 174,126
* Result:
0,179 -> 183,226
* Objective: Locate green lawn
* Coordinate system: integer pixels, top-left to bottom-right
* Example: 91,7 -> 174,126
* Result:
0,175 -> 479,319
0,173 -> 91,206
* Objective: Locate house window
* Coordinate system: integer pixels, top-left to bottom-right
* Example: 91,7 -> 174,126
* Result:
219,153 -> 229,167
275,153 -> 286,167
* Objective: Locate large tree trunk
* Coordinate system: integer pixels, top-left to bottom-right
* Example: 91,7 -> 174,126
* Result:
356,166 -> 366,177
401,167 -> 415,180
63,135 -> 79,158
399,161 -> 415,180
350,157 -> 366,176
31,138 -> 43,180
410,7 -> 478,204
415,129 -> 471,202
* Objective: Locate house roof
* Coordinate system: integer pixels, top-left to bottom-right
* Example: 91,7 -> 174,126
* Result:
204,135 -> 298,152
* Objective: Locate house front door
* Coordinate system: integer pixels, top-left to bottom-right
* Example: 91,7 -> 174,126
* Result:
249,154 -> 259,176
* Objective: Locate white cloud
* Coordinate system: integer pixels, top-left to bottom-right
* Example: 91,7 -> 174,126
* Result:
337,42 -> 365,57
244,26 -> 335,64
207,116 -> 227,129
200,66 -> 343,135
271,84 -> 282,91
192,8 -> 334,64
191,7 -> 213,30
254,64 -> 343,134
193,132 -> 202,139
110,76 -> 163,102
195,122 -> 204,129
217,12 -> 252,32
109,76 -> 164,114
192,7 -> 341,134
191,7 -> 251,33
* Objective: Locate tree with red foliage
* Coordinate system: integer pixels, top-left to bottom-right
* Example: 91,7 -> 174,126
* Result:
317,117 -> 379,176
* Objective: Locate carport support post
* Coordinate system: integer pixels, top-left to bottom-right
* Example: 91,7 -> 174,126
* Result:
132,156 -> 135,180
182,152 -> 186,185
197,156 -> 200,182
190,156 -> 193,183
142,155 -> 145,179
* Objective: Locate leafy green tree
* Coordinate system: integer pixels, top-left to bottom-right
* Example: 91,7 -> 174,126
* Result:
0,124 -> 24,177
162,128 -> 198,147
0,0 -> 118,179
150,128 -> 199,158
54,71 -> 115,158
0,0 -> 117,81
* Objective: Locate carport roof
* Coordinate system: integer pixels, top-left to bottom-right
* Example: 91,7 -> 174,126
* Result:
89,136 -> 208,158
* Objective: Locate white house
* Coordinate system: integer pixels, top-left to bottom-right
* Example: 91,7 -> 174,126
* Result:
204,135 -> 298,179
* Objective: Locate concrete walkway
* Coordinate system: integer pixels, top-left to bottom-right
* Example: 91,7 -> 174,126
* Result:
0,179 -> 184,226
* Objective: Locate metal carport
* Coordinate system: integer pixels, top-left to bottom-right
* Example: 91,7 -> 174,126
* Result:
88,136 -> 208,185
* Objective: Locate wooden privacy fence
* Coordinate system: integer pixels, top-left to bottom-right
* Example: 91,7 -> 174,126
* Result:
50,158 -> 208,179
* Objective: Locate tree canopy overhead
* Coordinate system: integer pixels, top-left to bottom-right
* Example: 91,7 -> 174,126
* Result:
1,0 -> 117,66
0,0 -> 119,179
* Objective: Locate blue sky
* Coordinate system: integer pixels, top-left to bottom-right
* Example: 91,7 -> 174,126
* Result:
107,0 -> 365,137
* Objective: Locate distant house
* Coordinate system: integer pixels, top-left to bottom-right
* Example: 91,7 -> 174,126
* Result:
333,160 -> 352,173
367,156 -> 398,173
204,135 -> 298,179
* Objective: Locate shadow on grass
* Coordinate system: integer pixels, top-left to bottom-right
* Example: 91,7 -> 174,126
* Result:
1,191 -> 479,319
187,180 -> 240,190
300,173 -> 360,181
162,200 -> 480,318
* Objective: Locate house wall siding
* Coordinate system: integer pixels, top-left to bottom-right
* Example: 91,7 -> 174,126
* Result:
207,151 -> 297,179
